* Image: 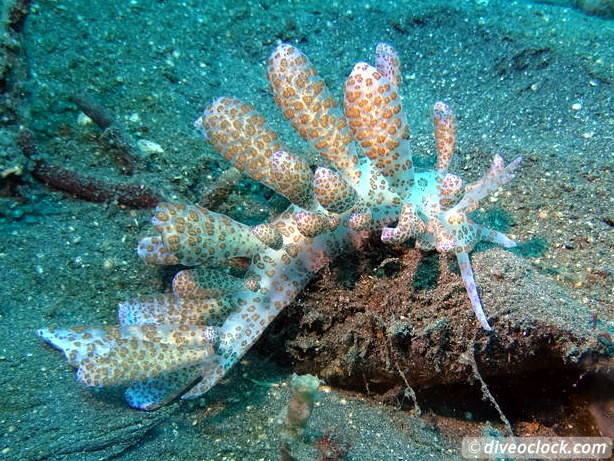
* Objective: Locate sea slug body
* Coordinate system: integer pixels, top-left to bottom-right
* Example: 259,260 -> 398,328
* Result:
37,42 -> 521,410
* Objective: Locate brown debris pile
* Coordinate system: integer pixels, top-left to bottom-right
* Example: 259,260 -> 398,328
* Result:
262,242 -> 610,424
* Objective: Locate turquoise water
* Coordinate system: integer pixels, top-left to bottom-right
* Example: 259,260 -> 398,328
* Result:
0,1 -> 612,459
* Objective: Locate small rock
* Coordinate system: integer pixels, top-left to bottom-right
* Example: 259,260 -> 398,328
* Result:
77,112 -> 93,126
137,139 -> 164,154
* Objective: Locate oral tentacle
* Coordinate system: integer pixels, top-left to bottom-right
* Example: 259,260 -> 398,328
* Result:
456,252 -> 493,331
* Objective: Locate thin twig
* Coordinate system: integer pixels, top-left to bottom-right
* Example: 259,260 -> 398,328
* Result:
71,94 -> 140,174
465,336 -> 514,435
395,362 -> 421,416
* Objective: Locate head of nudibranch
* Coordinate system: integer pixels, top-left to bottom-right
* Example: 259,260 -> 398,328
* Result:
337,45 -> 522,331
370,83 -> 522,331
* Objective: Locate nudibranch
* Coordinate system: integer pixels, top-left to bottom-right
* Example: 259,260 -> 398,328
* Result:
37,42 -> 521,410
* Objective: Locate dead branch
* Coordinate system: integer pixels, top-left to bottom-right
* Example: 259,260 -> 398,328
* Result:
19,129 -> 161,208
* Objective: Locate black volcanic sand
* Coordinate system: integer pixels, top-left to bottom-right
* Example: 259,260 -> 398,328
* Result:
0,0 -> 612,459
